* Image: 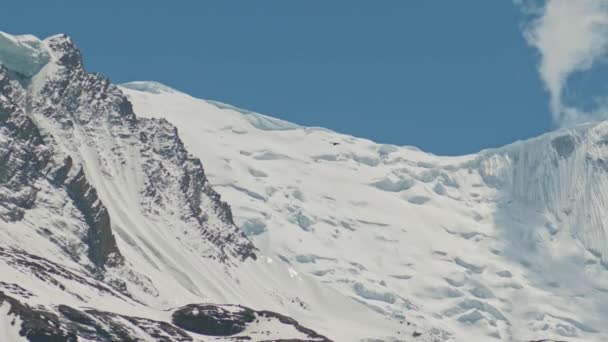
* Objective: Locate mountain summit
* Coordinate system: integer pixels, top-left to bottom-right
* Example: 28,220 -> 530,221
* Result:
0,31 -> 607,341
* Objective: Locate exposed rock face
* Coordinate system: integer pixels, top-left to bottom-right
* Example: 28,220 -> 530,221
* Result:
172,303 -> 331,341
0,61 -> 124,270
0,291 -> 77,342
1,289 -> 191,342
0,31 -> 255,272
26,34 -> 255,263
0,271 -> 328,342
0,247 -> 127,298
56,305 -> 194,342
138,118 -> 254,261
172,304 -> 256,336
65,167 -> 122,268
0,67 -> 47,222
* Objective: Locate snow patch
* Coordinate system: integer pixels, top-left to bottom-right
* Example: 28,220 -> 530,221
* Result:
121,81 -> 181,94
207,100 -> 300,131
377,144 -> 399,156
252,150 -> 291,161
244,112 -> 300,131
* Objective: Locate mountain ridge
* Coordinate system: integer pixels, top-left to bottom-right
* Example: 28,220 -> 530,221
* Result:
0,30 -> 606,341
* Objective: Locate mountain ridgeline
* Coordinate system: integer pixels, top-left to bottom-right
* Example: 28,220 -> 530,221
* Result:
1,30 -> 608,342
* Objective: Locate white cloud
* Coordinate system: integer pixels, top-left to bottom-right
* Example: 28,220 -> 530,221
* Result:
520,0 -> 608,125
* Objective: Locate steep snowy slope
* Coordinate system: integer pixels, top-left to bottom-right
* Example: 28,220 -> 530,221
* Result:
0,31 -> 415,341
123,81 -> 608,342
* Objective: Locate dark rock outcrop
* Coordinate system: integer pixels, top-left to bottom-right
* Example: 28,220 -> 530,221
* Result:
0,67 -> 49,222
0,31 -> 255,271
0,291 -> 77,342
0,62 -> 124,270
0,290 -> 192,342
172,303 -> 331,341
31,33 -> 255,263
65,167 -> 123,269
139,118 -> 256,261
58,306 -> 193,342
172,304 -> 256,336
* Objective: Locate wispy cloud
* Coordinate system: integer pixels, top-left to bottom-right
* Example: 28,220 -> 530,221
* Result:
519,0 -> 608,125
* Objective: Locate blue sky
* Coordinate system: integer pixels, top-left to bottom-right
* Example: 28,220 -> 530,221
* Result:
0,1 -> 564,155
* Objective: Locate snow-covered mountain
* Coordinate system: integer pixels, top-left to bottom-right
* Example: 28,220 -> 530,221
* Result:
0,31 -> 606,341
0,32 -> 404,341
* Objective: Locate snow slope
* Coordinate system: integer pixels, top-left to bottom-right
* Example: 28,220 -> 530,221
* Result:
122,81 -> 608,342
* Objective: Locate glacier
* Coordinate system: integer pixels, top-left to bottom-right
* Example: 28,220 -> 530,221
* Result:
122,80 -> 608,341
0,29 -> 606,341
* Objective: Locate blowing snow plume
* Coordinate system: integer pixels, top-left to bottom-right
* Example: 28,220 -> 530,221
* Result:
521,0 -> 608,125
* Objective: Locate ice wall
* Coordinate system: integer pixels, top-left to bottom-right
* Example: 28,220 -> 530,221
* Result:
478,121 -> 608,263
0,32 -> 49,77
